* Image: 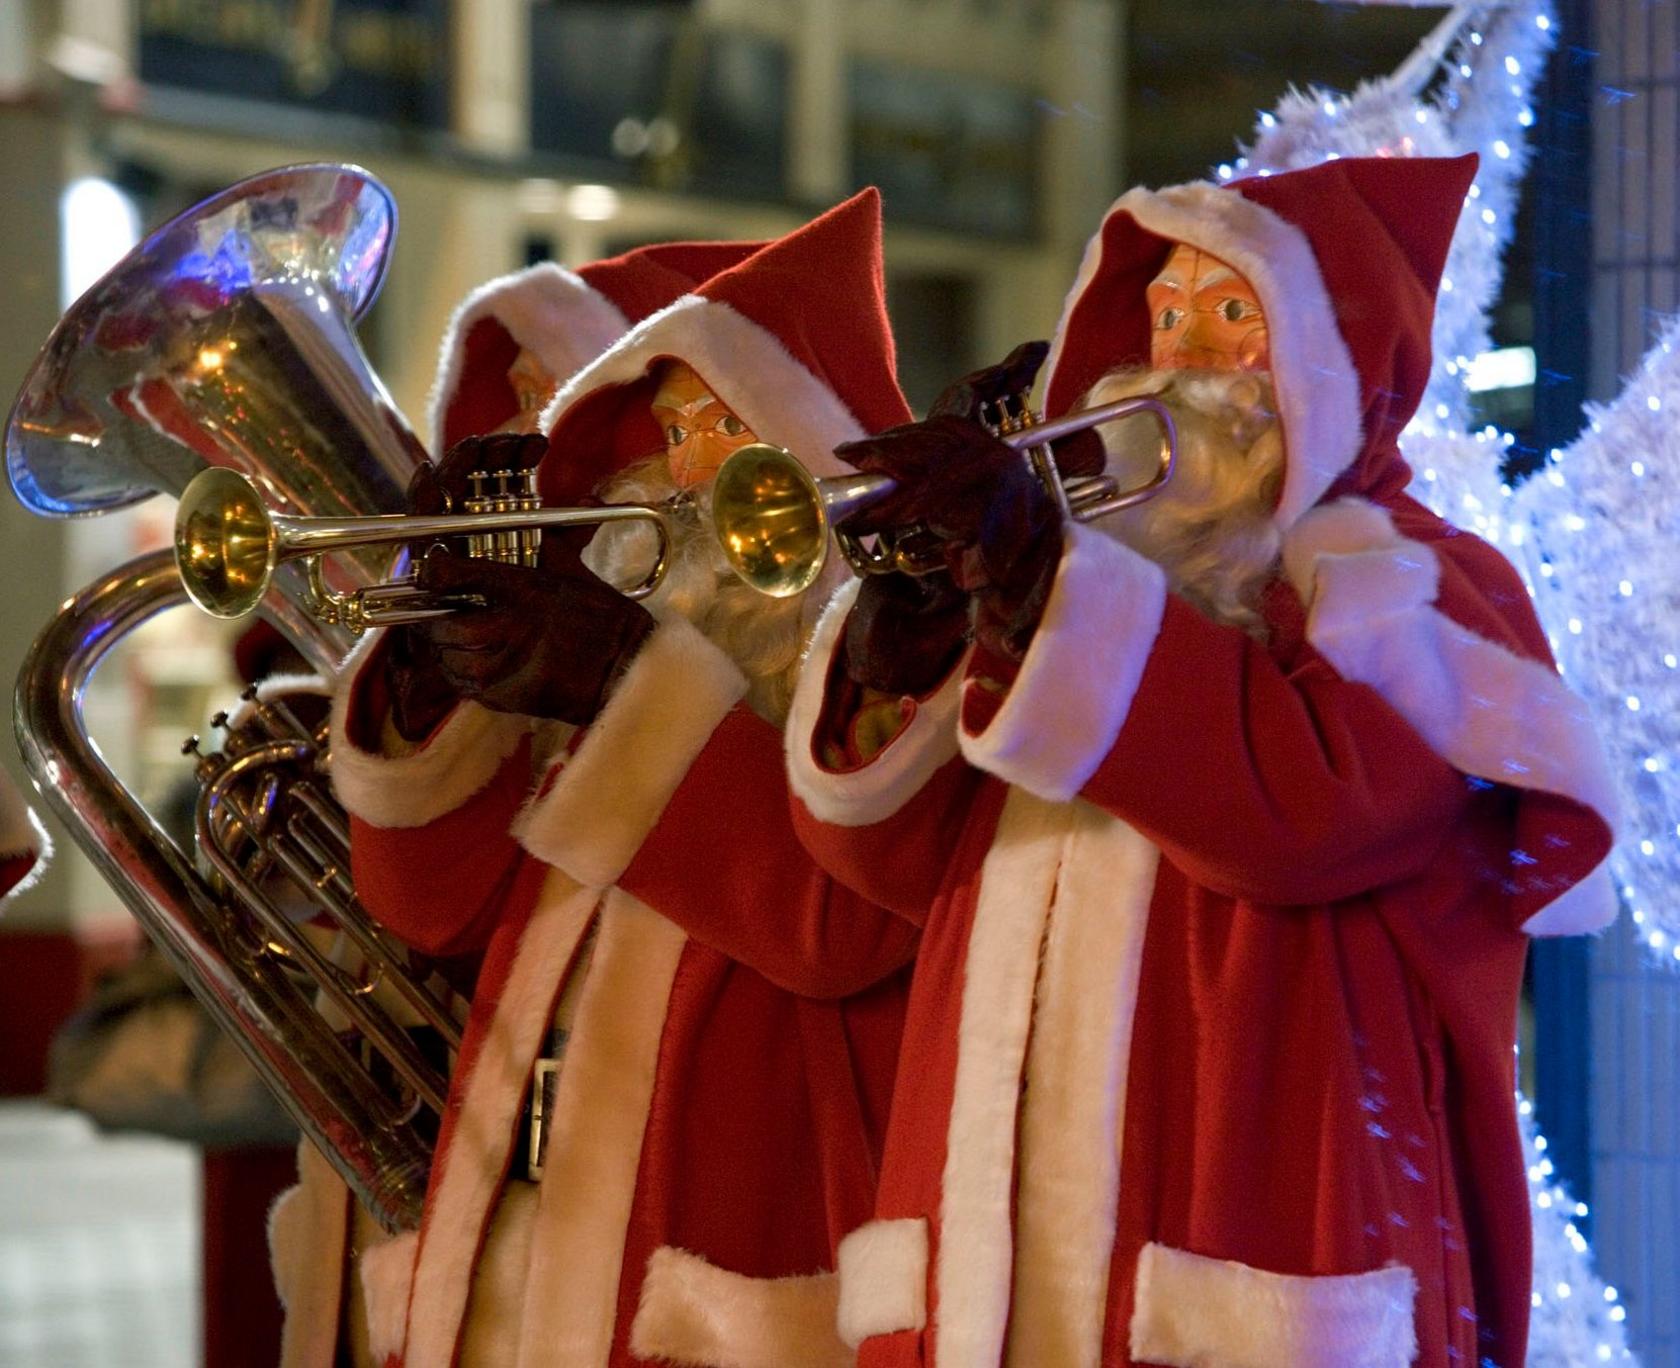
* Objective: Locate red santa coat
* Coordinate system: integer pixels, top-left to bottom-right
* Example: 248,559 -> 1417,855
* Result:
786,156 -> 1619,1368
322,192 -> 923,1368
270,241 -> 767,1368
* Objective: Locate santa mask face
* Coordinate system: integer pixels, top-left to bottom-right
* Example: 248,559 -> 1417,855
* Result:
1146,243 -> 1270,373
491,347 -> 561,435
650,361 -> 758,489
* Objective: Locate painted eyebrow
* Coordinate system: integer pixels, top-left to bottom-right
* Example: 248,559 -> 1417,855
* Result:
1149,272 -> 1186,290
1191,267 -> 1241,290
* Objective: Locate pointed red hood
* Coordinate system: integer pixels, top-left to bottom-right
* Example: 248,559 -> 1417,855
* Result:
429,240 -> 764,452
537,189 -> 910,507
1044,154 -> 1476,529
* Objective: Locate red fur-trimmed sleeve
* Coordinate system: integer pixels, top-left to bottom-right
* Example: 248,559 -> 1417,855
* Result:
348,734 -> 535,957
619,705 -> 919,998
332,632 -> 535,956
781,582 -> 987,922
959,524 -> 1473,906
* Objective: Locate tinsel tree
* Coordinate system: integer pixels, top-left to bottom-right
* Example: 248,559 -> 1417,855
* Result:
1232,3 -> 1640,1362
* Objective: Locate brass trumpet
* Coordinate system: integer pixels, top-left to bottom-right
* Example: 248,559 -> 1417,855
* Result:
174,464 -> 674,633
710,394 -> 1178,598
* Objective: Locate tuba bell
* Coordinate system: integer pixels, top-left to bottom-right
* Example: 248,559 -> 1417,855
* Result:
5,164 -> 479,1232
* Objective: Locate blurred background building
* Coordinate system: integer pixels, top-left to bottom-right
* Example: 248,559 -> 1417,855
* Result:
1,0 -> 1669,1364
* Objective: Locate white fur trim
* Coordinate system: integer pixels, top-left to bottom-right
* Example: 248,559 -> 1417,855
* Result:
836,1218 -> 928,1348
328,630 -> 529,829
458,1186 -> 540,1368
1007,812 -> 1158,1366
360,1231 -> 419,1364
934,789 -> 1068,1367
272,1140 -> 351,1368
514,894 -> 688,1366
785,580 -> 966,827
403,873 -> 601,1367
1129,1243 -> 1419,1368
630,1246 -> 851,1368
539,293 -> 867,482
1283,499 -> 1619,934
427,262 -> 630,453
0,799 -> 50,902
0,768 -> 40,858
514,616 -> 746,887
959,524 -> 1167,802
1044,181 -> 1365,531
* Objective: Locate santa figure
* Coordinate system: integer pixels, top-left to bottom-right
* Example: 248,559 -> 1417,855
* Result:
296,191 -> 920,1368
785,155 -> 1618,1367
271,234 -> 759,1364
0,766 -> 46,900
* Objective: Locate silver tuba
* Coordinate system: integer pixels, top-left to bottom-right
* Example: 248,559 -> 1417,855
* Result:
6,164 -> 473,1232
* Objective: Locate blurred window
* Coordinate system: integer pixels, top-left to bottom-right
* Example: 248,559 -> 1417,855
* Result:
849,62 -> 1039,239
136,0 -> 450,129
529,6 -> 788,199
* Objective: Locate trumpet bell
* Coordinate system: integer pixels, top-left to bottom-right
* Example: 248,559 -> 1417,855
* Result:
709,442 -> 832,598
175,467 -> 278,619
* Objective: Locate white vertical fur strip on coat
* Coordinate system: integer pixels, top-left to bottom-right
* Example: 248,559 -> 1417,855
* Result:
1129,1242 -> 1419,1368
360,1231 -> 420,1363
1281,497 -> 1619,934
935,789 -> 1070,1368
271,1139 -> 352,1368
630,1246 -> 852,1368
514,893 -> 688,1368
1006,811 -> 1159,1367
402,873 -> 601,1368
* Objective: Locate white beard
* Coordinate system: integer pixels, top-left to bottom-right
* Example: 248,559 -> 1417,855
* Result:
583,456 -> 806,723
1083,367 -> 1286,634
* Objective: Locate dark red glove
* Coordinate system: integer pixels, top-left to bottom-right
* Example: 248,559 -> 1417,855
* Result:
385,432 -> 553,740
842,572 -> 970,696
834,416 -> 1064,657
836,341 -> 1066,693
408,526 -> 656,726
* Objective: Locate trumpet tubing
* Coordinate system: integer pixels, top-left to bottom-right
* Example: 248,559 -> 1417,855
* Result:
709,394 -> 1178,598
173,466 -> 676,632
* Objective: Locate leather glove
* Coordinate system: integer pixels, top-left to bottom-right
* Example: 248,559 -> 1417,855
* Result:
409,524 -> 657,727
842,571 -> 971,696
835,341 -> 1076,693
836,416 -> 1070,660
385,432 -> 551,740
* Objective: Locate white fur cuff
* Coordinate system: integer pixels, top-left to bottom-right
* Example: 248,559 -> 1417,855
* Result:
960,524 -> 1167,801
630,1246 -> 851,1368
329,632 -> 529,829
785,581 -> 966,827
515,616 -> 746,887
836,1218 -> 929,1348
1129,1243 -> 1418,1368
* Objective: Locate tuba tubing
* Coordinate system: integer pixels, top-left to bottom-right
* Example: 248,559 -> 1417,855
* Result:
14,550 -> 430,1232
